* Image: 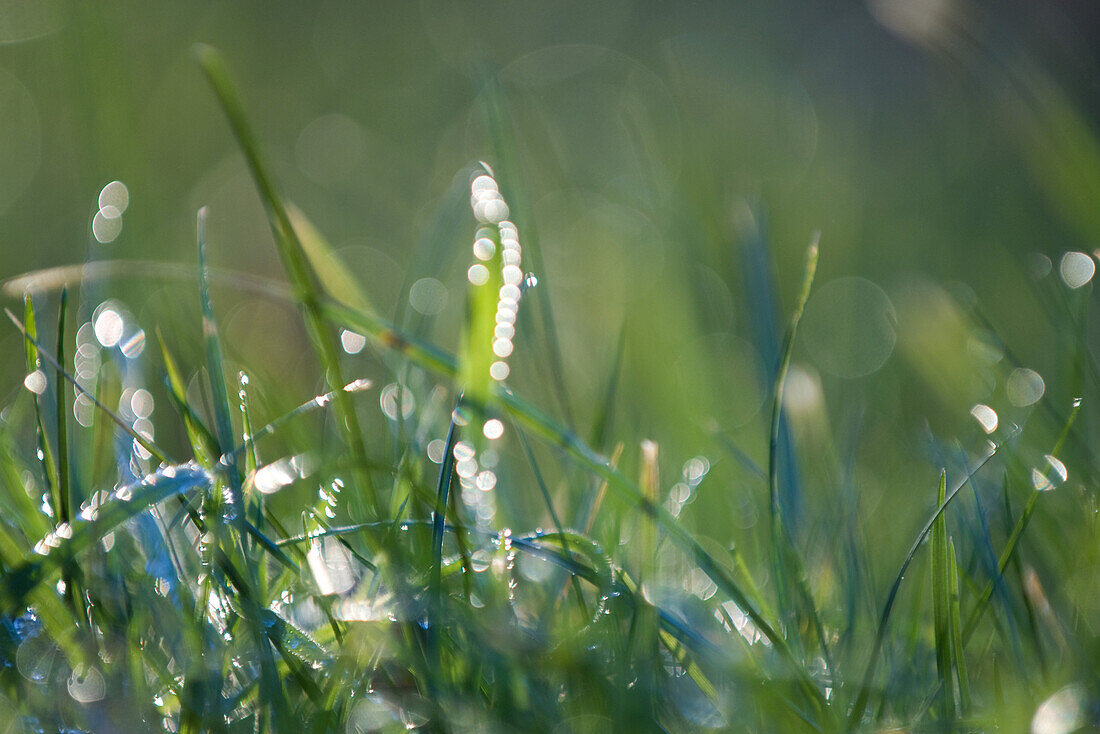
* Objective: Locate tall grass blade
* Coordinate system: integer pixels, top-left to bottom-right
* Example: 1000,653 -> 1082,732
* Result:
53,289 -> 71,525
930,470 -> 955,718
194,44 -> 379,518
948,537 -> 970,708
157,330 -> 219,464
21,296 -> 60,517
196,207 -> 243,512
286,203 -> 373,314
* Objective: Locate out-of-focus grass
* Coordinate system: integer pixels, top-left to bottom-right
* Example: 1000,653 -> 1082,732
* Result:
2,1 -> 1100,731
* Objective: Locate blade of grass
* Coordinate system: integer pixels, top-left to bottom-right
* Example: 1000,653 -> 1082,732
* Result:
54,289 -> 71,525
768,238 -> 834,676
948,537 -> 970,709
515,426 -> 588,620
846,435 -> 1012,731
931,470 -> 955,719
157,330 -> 220,465
22,295 -> 61,518
285,203 -> 373,314
195,44 -> 379,519
196,207 -> 243,513
429,411 -> 458,655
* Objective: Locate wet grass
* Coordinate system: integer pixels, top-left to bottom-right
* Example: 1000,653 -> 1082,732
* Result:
0,45 -> 1097,734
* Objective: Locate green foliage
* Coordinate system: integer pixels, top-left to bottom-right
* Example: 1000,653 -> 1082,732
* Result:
0,28 -> 1099,734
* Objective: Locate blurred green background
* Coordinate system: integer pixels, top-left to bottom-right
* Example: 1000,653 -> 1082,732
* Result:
2,0 -> 1100,659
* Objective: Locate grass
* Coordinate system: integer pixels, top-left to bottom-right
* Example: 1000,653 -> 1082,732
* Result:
0,44 -> 1097,733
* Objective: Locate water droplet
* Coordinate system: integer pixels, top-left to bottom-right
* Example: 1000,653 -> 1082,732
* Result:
92,209 -> 122,243
67,665 -> 106,702
467,263 -> 490,286
451,406 -> 471,426
1032,683 -> 1088,734
340,329 -> 366,354
489,361 -> 510,381
501,264 -> 523,286
1032,454 -> 1068,492
131,388 -> 154,419
971,404 -> 998,434
379,383 -> 416,421
475,470 -> 497,491
93,306 -> 124,347
1007,368 -> 1045,407
409,277 -> 448,315
472,238 -> 496,261
1060,251 -> 1096,289
23,370 -> 47,395
470,550 -> 491,572
98,181 -> 129,213
470,174 -> 498,195
427,439 -> 446,464
482,419 -> 504,440
119,328 -> 145,358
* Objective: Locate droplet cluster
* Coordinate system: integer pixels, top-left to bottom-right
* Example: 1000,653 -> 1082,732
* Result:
454,166 -> 536,530
467,168 -> 531,385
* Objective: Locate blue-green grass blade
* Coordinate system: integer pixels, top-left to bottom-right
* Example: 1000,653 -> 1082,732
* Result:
768,239 -> 834,675
286,203 -> 372,314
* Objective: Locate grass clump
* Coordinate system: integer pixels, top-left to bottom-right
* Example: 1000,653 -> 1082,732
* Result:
0,46 -> 1096,734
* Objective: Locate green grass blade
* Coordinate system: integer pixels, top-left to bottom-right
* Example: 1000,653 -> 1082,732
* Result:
196,207 -> 243,513
322,291 -> 829,715
846,437 -> 1010,731
948,537 -> 970,709
21,295 -> 60,518
515,426 -> 588,619
769,237 -> 818,530
286,203 -> 373,314
931,469 -> 955,719
457,225 -> 502,411
157,329 -> 220,465
54,289 -> 71,525
195,44 -> 378,519
767,239 -> 834,674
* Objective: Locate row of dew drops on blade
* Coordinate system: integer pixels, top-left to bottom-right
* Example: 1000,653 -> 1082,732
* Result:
966,249 -> 1096,493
